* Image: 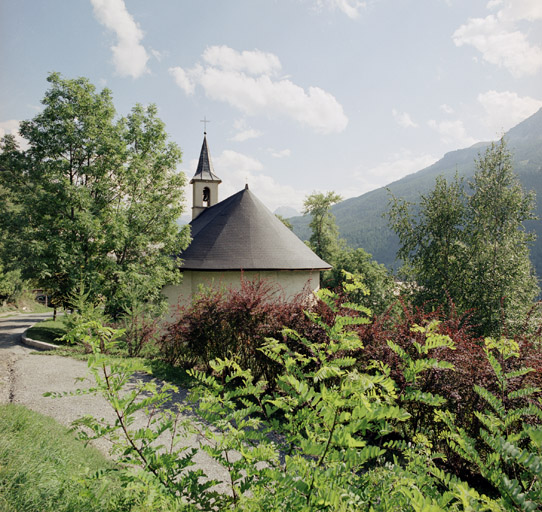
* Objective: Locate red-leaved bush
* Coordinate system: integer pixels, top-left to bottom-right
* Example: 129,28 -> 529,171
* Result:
159,278 -> 322,385
355,297 -> 542,479
358,299 -> 541,417
160,278 -> 542,479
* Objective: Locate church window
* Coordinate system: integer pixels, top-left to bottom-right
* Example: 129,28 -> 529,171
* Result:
202,186 -> 210,207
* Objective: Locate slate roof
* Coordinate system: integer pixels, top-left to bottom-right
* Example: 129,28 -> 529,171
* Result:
179,185 -> 331,271
190,134 -> 221,183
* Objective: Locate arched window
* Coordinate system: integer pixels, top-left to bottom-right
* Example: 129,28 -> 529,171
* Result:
202,186 -> 210,207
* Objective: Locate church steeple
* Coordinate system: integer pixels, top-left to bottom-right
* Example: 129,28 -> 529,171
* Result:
190,132 -> 221,220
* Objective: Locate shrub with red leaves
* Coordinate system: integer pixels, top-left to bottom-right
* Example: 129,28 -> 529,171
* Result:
355,297 -> 542,478
159,277 -> 320,385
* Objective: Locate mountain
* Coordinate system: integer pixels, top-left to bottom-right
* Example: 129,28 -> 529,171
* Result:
291,108 -> 542,274
274,206 -> 301,218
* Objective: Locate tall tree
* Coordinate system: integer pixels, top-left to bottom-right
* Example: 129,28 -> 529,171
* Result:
0,73 -> 190,316
326,247 -> 395,315
388,174 -> 468,308
464,139 -> 539,334
303,191 -> 343,263
389,138 -> 538,336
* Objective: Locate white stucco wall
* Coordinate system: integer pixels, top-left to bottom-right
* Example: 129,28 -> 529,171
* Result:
162,269 -> 320,317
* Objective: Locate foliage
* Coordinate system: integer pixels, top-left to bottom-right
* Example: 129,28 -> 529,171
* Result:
0,266 -> 25,305
302,190 -> 395,314
48,319 -> 223,511
117,301 -> 162,358
357,297 -> 542,480
0,72 -> 190,317
0,404 -> 126,512
465,140 -> 539,335
388,138 -> 539,336
275,214 -> 293,230
50,277 -> 542,511
388,174 -> 468,309
439,336 -> 542,511
0,175 -> 26,306
303,191 -> 343,263
325,249 -> 396,315
160,277 -> 313,383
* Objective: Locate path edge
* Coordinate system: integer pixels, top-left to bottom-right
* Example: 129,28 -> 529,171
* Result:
21,332 -> 58,351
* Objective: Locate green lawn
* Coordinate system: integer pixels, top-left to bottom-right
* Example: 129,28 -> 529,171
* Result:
0,404 -> 128,512
25,319 -> 68,345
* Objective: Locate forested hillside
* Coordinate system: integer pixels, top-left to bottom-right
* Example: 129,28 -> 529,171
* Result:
291,108 -> 542,274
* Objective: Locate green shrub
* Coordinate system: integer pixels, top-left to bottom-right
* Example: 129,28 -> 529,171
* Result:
49,274 -> 541,510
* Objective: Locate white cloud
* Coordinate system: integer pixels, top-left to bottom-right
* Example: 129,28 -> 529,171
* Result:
352,151 -> 438,196
315,0 -> 367,19
453,1 -> 542,77
0,119 -> 28,149
230,118 -> 263,142
231,129 -> 263,142
169,46 -> 348,134
211,150 -> 303,211
477,90 -> 542,133
494,0 -> 542,22
440,104 -> 455,114
170,66 -> 196,95
428,119 -> 478,147
90,0 -> 149,78
202,45 -> 281,75
150,49 -> 164,62
270,148 -> 292,158
392,109 -> 418,128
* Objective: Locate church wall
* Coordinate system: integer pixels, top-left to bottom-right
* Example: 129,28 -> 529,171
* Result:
162,269 -> 320,319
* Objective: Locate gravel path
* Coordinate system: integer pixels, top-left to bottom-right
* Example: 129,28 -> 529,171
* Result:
0,314 -> 232,492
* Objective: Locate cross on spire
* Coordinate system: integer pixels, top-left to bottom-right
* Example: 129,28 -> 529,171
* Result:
200,116 -> 211,134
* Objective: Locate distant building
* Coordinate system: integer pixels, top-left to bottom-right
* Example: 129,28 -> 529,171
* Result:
162,133 -> 331,309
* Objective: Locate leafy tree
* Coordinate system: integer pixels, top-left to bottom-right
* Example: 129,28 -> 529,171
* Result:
0,73 -> 189,316
465,140 -> 539,335
389,138 -> 539,336
388,174 -> 468,308
0,180 -> 26,304
302,191 -> 343,263
275,214 -> 293,230
325,247 -> 396,315
303,191 -> 395,309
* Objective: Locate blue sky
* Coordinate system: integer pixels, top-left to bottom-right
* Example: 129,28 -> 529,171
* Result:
1,0 -> 541,214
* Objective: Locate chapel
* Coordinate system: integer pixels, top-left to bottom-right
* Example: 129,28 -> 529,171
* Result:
162,133 -> 331,308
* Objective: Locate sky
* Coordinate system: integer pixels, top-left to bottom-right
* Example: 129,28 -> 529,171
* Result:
1,0 -> 541,215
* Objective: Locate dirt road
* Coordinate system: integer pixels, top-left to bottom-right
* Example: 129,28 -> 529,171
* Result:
0,314 -> 231,491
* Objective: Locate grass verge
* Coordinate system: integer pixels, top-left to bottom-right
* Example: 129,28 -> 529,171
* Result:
0,302 -> 53,316
25,319 -> 68,345
0,404 -> 128,512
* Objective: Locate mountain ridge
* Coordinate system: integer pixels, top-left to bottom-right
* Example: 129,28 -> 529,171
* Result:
290,108 -> 542,275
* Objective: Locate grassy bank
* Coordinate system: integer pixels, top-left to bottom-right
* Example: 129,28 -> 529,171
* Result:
25,319 -> 68,345
0,302 -> 53,316
0,404 -> 128,512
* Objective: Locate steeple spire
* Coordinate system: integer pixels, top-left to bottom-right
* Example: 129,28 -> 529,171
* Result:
190,133 -> 221,183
